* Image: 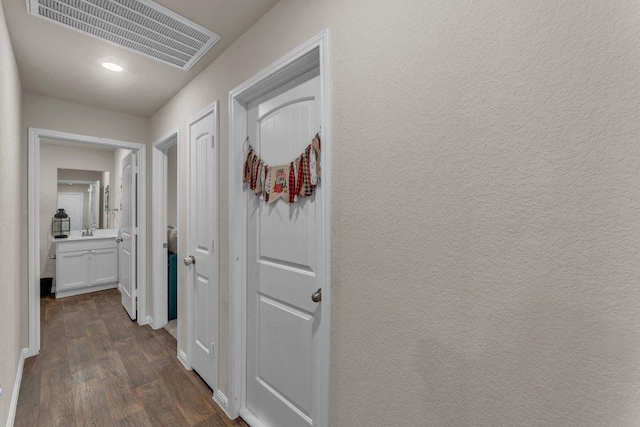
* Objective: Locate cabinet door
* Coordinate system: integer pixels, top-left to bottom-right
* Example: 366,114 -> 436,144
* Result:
57,250 -> 90,291
91,248 -> 118,286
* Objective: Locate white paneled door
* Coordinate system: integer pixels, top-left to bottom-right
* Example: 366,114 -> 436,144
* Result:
244,73 -> 323,427
187,106 -> 217,389
57,192 -> 84,231
120,152 -> 137,320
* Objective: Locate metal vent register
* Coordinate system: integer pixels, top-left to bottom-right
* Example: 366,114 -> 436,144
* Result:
28,0 -> 220,70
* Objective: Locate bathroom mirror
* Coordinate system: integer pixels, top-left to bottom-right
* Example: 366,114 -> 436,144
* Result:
57,168 -> 111,230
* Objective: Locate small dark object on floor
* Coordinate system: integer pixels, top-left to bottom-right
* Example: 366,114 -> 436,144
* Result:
40,277 -> 53,297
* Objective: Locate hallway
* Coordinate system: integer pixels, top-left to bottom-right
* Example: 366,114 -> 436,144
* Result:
14,290 -> 246,427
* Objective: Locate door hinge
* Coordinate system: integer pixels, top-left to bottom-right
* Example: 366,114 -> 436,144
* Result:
163,243 -> 167,249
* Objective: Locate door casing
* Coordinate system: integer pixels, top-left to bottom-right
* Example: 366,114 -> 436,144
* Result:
27,127 -> 148,357
227,30 -> 332,426
151,129 -> 181,349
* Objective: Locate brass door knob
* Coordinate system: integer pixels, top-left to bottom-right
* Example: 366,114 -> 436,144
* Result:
183,255 -> 196,266
115,237 -> 123,243
311,288 -> 322,303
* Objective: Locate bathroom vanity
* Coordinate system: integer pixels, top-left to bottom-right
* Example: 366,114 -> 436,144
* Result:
54,231 -> 119,298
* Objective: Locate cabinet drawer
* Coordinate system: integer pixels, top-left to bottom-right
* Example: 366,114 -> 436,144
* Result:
57,238 -> 117,253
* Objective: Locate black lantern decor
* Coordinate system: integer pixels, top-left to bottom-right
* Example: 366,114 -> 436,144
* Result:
52,208 -> 71,238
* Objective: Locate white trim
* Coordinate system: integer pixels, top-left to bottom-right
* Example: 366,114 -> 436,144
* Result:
186,101 -> 220,384
6,348 -> 27,427
55,282 -> 118,299
227,30 -> 332,426
58,180 -> 98,185
146,315 -> 155,328
177,349 -> 190,370
213,390 -> 232,420
152,128 -> 180,333
239,408 -> 267,427
28,128 -> 148,355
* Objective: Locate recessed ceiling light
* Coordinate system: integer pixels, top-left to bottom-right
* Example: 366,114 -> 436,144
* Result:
102,62 -> 123,72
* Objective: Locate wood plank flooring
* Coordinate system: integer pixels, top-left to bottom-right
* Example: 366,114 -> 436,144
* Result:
14,289 -> 248,427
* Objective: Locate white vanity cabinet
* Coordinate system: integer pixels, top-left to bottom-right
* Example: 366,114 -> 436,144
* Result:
55,237 -> 118,298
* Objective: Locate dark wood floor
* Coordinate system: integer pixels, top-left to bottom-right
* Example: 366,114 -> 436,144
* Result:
15,289 -> 248,427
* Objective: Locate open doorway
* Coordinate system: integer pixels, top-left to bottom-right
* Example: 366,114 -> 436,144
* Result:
151,129 -> 181,355
40,141 -> 132,300
27,128 -> 147,356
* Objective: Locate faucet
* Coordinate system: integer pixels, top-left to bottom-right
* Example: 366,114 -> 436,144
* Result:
82,225 -> 91,237
89,224 -> 96,236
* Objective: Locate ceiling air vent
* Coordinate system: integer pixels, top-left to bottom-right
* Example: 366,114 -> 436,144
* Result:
27,0 -> 220,70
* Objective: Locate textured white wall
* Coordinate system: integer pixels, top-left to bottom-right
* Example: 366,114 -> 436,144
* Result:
151,0 -> 640,425
22,92 -> 149,143
0,0 -> 24,424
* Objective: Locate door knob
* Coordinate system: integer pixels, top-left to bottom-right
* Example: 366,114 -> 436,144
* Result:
184,255 -> 196,266
311,288 -> 322,303
115,237 -> 123,243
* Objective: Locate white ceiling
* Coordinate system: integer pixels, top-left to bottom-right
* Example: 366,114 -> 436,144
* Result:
2,0 -> 280,117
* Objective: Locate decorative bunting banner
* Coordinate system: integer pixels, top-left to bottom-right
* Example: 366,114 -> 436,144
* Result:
243,133 -> 321,203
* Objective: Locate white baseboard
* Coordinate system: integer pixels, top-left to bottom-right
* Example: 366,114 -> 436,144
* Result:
55,282 -> 117,299
177,349 -> 190,370
214,390 -> 234,419
146,316 -> 166,330
6,348 -> 28,427
24,347 -> 38,359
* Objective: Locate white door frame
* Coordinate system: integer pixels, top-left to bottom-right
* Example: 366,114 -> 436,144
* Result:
186,101 -> 220,381
151,128 -> 182,345
227,30 -> 332,426
27,127 -> 148,357
151,129 -> 180,328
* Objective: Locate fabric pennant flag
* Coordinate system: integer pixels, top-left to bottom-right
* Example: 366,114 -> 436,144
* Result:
300,145 -> 312,197
243,147 -> 254,183
244,132 -> 321,203
254,162 -> 264,195
264,166 -> 271,202
311,133 -> 321,179
268,165 -> 289,203
289,161 -> 297,203
297,153 -> 305,197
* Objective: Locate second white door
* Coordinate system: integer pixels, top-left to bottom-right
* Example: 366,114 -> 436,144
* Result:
187,105 -> 218,389
120,152 -> 137,320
